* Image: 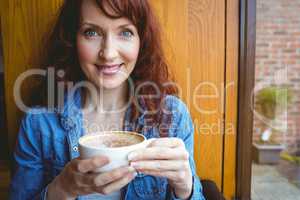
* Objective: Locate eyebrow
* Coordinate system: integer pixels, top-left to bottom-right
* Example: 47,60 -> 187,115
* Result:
80,22 -> 134,29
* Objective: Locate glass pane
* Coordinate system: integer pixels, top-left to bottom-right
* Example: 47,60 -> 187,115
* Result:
252,0 -> 300,199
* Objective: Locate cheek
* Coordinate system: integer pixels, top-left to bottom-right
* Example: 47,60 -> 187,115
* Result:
119,42 -> 140,62
77,38 -> 99,63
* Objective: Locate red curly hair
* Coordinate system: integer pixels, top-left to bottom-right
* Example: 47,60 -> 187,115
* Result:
30,0 -> 178,136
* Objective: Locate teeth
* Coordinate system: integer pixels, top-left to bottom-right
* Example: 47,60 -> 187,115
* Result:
97,64 -> 121,75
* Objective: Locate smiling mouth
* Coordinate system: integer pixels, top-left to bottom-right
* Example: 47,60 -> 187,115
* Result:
95,64 -> 123,75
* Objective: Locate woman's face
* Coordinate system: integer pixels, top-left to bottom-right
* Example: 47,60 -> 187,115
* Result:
77,0 -> 140,90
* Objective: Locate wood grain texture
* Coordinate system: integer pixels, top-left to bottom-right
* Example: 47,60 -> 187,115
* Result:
188,0 -> 225,189
223,0 -> 239,199
152,0 -> 226,188
150,0 -> 189,103
1,0 -> 63,152
236,0 -> 256,199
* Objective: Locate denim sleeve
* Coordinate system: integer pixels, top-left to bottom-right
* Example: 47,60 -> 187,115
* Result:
166,97 -> 205,200
9,113 -> 48,200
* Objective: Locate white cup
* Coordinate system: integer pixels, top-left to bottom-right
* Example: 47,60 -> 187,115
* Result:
78,131 -> 151,172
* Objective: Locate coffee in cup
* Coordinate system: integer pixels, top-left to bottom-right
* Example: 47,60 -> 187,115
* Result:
81,132 -> 144,148
78,131 -> 151,172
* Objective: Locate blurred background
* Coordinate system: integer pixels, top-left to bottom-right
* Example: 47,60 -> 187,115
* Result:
251,0 -> 300,199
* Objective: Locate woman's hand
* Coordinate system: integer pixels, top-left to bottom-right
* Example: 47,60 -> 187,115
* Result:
47,156 -> 137,200
128,138 -> 193,199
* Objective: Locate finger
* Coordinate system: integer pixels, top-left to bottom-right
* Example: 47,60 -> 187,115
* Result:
130,160 -> 190,171
76,156 -> 109,173
138,169 -> 182,182
128,147 -> 189,161
147,138 -> 185,148
78,186 -> 95,196
92,166 -> 136,187
144,138 -> 156,147
97,172 -> 137,195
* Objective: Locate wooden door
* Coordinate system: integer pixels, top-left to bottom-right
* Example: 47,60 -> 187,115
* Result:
1,0 -> 239,199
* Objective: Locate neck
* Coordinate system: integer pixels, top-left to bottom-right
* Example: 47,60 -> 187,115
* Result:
84,82 -> 128,114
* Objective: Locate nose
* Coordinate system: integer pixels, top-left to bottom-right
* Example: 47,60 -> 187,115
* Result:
99,34 -> 118,61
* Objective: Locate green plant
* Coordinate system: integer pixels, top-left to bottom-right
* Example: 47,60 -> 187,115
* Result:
255,86 -> 293,144
256,86 -> 293,119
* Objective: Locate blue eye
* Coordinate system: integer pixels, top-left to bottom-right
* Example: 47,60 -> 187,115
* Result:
120,30 -> 133,38
83,29 -> 98,37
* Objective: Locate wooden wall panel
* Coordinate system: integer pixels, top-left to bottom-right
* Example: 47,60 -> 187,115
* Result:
188,0 -> 225,188
223,0 -> 239,199
1,0 -> 63,152
152,1 -> 238,198
151,0 -> 226,188
150,0 -> 189,103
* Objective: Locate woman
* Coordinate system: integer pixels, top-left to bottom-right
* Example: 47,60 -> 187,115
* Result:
9,0 -> 205,199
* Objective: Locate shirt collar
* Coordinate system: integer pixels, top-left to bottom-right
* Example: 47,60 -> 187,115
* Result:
57,87 -> 82,132
57,87 -> 147,132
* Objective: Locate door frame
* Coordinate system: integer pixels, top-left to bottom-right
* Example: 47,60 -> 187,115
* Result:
236,0 -> 256,199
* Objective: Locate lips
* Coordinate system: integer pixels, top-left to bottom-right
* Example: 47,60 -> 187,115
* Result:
96,64 -> 123,75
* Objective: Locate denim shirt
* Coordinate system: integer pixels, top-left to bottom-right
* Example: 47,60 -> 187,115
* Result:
9,88 -> 205,200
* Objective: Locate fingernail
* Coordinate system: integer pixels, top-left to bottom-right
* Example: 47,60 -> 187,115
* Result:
128,152 -> 138,161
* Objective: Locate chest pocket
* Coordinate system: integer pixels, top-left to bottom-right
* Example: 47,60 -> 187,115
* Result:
132,174 -> 168,200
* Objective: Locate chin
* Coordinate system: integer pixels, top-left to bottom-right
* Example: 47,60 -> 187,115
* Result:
96,79 -> 127,90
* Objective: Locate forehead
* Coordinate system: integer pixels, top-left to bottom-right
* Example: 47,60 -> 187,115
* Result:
80,0 -> 133,27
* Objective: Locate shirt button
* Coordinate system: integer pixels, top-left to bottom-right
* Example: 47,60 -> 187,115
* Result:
73,146 -> 78,152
